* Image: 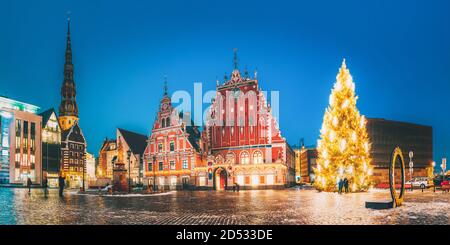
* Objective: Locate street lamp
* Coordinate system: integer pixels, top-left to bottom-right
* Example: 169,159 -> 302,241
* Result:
441,158 -> 447,180
409,151 -> 413,191
432,161 -> 436,192
127,149 -> 132,193
111,157 -> 116,194
81,152 -> 86,192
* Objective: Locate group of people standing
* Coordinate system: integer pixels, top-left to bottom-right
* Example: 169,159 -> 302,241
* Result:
338,178 -> 350,194
25,174 -> 66,198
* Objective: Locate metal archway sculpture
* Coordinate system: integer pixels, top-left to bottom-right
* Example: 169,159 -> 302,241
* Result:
365,146 -> 406,209
389,147 -> 406,207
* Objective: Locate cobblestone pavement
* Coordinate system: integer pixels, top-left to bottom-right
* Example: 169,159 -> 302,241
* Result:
0,187 -> 449,225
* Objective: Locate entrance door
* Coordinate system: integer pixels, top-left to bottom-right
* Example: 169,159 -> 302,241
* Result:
220,170 -> 227,190
182,177 -> 189,190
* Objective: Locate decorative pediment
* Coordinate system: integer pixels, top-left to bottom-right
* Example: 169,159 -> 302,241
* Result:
223,69 -> 243,86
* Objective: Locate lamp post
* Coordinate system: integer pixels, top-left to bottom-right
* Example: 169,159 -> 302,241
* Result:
111,157 -> 116,194
409,151 -> 413,191
140,155 -> 144,186
127,149 -> 132,193
442,158 -> 447,181
432,161 -> 436,192
81,150 -> 86,192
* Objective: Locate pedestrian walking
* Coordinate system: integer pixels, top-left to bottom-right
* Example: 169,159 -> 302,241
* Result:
344,178 -> 349,193
27,177 -> 32,195
58,174 -> 65,197
42,177 -> 48,198
338,179 -> 343,194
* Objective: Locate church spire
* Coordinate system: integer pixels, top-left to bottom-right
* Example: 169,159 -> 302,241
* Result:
65,15 -> 73,74
59,14 -> 79,130
233,48 -> 238,70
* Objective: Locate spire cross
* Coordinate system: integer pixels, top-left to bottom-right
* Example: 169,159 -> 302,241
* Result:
233,48 -> 238,70
66,11 -> 71,33
163,75 -> 168,96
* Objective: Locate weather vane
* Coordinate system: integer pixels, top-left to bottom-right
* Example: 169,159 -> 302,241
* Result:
233,48 -> 238,70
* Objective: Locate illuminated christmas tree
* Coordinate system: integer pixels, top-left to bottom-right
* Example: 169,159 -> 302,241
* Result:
314,59 -> 373,192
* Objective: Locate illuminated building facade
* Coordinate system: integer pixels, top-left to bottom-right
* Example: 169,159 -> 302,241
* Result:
294,146 -> 317,183
143,55 -> 295,190
144,82 -> 204,190
98,138 -> 117,179
98,128 -> 146,186
40,108 -> 61,187
201,55 -> 296,190
116,128 -> 147,185
85,152 -> 96,185
366,118 -> 433,184
61,121 -> 86,188
0,96 -> 42,185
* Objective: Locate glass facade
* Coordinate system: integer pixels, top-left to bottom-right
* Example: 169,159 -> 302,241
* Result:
0,96 -> 41,185
0,112 -> 12,184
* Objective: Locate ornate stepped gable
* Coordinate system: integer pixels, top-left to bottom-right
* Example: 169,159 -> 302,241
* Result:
204,66 -> 286,162
144,80 -> 204,187
60,121 -> 86,176
61,121 -> 85,144
149,82 -> 202,153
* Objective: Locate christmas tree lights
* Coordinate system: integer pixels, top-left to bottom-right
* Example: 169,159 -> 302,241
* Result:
314,59 -> 373,192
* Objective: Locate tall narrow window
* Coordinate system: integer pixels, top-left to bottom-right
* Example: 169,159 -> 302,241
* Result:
158,162 -> 164,171
253,151 -> 263,164
23,121 -> 28,154
170,141 -> 175,152
158,143 -> 163,153
240,151 -> 250,164
166,117 -> 170,127
170,160 -> 175,170
15,120 -> 21,155
182,159 -> 188,169
30,122 -> 35,153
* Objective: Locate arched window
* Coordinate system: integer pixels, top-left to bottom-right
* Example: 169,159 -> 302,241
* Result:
215,154 -> 224,164
161,118 -> 166,128
166,117 -> 171,127
240,151 -> 250,164
253,150 -> 263,164
225,152 -> 235,165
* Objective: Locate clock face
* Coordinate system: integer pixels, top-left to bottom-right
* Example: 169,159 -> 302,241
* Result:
162,103 -> 169,110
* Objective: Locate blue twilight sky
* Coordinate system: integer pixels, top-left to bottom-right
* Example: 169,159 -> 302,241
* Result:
1,0 -> 449,170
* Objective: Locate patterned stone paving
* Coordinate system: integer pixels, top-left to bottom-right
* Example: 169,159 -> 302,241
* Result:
0,188 -> 449,224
